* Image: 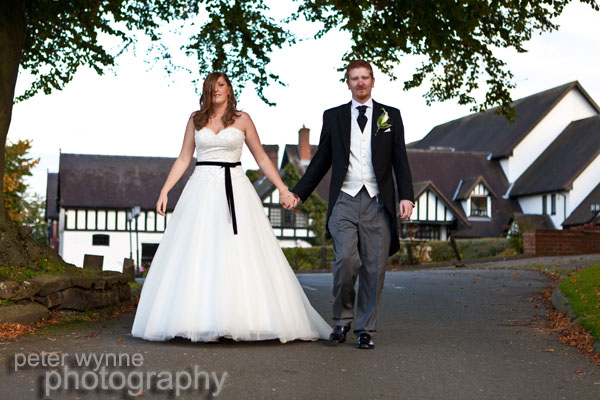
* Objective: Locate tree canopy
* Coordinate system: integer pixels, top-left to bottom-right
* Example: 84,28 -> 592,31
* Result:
13,0 -> 599,114
1,0 -> 598,266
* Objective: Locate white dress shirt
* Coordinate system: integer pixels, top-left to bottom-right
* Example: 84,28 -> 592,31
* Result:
341,98 -> 379,198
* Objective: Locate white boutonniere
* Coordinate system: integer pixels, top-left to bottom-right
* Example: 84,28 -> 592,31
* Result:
375,108 -> 392,135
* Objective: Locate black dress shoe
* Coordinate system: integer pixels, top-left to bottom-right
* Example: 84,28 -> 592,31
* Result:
357,333 -> 374,349
328,325 -> 351,344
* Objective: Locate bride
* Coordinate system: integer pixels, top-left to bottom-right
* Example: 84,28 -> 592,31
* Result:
131,72 -> 331,343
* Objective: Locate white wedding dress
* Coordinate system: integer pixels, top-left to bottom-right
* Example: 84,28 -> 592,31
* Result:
131,126 -> 331,343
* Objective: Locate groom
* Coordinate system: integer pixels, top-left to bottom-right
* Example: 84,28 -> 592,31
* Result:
290,60 -> 414,349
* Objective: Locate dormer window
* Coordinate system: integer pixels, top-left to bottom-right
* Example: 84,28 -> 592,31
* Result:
453,176 -> 495,221
470,195 -> 488,217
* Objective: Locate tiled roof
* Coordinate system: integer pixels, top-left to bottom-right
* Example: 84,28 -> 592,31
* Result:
410,82 -> 600,159
512,213 -> 556,230
510,115 -> 600,197
562,183 -> 600,227
453,176 -> 497,201
58,153 -> 195,211
412,180 -> 470,229
407,149 -> 521,237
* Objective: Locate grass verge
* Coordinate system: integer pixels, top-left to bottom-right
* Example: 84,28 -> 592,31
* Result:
559,263 -> 600,341
0,257 -> 99,282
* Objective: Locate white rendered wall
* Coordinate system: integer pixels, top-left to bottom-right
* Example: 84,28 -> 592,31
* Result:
517,193 -> 568,229
503,89 -> 598,182
569,154 -> 600,216
440,226 -> 448,241
279,239 -> 312,248
61,230 -> 165,272
58,208 -> 65,257
518,195 -> 545,215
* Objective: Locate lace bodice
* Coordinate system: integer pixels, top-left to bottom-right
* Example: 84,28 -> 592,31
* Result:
195,127 -> 245,162
191,127 -> 246,181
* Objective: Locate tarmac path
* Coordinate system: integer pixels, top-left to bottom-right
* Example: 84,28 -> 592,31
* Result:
1,266 -> 599,399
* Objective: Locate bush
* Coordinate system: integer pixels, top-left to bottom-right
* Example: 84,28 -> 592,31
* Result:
398,238 -> 514,264
428,241 -> 459,262
284,238 -> 513,269
282,246 -> 334,270
457,238 -> 513,260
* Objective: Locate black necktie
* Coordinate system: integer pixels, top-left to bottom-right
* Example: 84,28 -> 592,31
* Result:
357,105 -> 368,133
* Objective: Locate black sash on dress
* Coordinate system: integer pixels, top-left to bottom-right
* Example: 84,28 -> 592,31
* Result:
195,161 -> 242,235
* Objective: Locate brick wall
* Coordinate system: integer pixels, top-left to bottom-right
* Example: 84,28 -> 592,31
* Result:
523,227 -> 600,256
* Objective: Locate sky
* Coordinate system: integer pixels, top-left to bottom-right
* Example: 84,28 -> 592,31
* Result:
7,2 -> 600,199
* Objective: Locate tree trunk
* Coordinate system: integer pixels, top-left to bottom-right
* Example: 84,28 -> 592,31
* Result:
0,2 -> 63,267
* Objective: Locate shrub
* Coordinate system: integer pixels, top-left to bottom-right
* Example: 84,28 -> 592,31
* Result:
398,238 -> 513,264
458,238 -> 513,260
282,246 -> 334,270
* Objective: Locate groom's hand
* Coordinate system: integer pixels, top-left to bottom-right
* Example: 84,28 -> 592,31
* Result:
399,200 -> 414,219
280,192 -> 299,210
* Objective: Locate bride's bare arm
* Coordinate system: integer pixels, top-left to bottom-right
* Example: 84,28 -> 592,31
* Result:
156,115 -> 196,216
241,112 -> 297,208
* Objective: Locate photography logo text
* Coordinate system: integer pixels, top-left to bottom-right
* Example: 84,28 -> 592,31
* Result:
12,351 -> 228,397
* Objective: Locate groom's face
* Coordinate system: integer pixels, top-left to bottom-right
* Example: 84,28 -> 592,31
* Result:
347,67 -> 374,103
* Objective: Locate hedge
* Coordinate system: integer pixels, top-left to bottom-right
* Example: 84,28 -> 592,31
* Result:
283,238 -> 514,270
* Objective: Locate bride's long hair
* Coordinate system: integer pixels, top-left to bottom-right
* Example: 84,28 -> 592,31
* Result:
193,72 -> 240,130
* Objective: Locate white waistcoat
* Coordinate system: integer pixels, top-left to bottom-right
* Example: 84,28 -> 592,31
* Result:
341,113 -> 379,198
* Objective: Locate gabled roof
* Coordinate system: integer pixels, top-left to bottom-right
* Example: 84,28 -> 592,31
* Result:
412,180 -> 470,228
512,213 -> 556,230
407,149 -> 521,237
410,81 -> 600,159
562,183 -> 600,227
279,144 -> 331,202
254,169 -> 286,200
58,153 -> 196,211
510,115 -> 600,197
45,172 -> 59,219
453,176 -> 497,201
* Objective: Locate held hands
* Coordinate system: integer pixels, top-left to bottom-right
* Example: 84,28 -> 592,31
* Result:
280,189 -> 300,210
156,192 -> 168,216
399,199 -> 414,220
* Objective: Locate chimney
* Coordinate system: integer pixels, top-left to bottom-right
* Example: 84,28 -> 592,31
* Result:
260,145 -> 279,178
298,125 -> 311,164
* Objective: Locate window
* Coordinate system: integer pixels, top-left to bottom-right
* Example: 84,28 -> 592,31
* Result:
295,212 -> 308,228
92,234 -> 110,246
269,208 -> 281,226
470,196 -> 487,217
282,210 -> 295,227
400,224 -> 441,240
542,195 -> 547,215
551,194 -> 556,215
141,243 -> 159,265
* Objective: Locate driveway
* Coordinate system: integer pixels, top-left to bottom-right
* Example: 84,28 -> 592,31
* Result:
1,267 -> 599,399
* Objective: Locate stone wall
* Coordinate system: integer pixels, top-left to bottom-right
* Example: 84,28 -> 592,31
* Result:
0,271 -> 135,325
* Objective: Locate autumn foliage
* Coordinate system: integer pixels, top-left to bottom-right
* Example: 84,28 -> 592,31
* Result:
3,139 -> 40,222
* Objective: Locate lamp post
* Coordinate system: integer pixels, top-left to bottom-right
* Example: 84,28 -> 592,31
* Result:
127,206 -> 141,276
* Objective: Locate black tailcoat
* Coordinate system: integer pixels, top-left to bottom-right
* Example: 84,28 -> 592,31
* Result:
292,100 -> 414,256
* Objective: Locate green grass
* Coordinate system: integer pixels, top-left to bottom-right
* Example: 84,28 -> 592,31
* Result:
127,281 -> 141,289
0,257 -> 100,282
0,298 -> 16,307
559,263 -> 600,340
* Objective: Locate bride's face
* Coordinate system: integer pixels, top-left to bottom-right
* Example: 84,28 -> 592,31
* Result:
213,77 -> 230,105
